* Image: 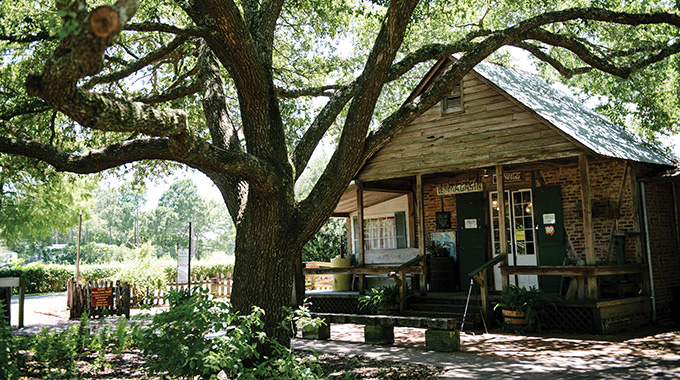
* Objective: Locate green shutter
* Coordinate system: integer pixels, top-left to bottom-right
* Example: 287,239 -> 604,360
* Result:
534,185 -> 565,293
456,192 -> 486,290
395,211 -> 407,248
352,216 -> 358,253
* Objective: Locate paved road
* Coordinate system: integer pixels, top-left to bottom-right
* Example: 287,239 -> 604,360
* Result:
9,292 -> 68,327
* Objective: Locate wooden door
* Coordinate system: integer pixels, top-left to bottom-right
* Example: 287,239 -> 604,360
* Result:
456,192 -> 486,290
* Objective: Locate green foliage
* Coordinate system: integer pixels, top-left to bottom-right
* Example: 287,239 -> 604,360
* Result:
114,244 -> 167,304
162,261 -> 234,282
33,326 -> 79,379
494,285 -> 557,332
358,284 -> 401,314
0,172 -> 95,247
41,242 -> 134,265
0,263 -> 71,293
302,218 -> 347,262
0,302 -> 20,380
133,287 -> 323,379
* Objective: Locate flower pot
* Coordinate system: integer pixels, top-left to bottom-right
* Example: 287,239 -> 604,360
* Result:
501,309 -> 527,325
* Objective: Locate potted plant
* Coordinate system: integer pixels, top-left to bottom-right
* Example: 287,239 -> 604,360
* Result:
358,284 -> 401,315
493,284 -> 556,332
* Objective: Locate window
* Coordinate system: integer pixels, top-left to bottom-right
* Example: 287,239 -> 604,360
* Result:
442,83 -> 463,114
364,217 -> 396,250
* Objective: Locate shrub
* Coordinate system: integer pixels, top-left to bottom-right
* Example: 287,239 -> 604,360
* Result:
0,263 -> 72,293
133,287 -> 323,379
0,302 -> 20,380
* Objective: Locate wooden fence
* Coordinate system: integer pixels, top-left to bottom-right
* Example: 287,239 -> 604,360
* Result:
67,278 -> 130,320
137,275 -> 233,307
305,261 -> 333,291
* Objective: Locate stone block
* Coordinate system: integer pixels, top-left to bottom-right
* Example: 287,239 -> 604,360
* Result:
364,324 -> 394,345
301,322 -> 330,340
425,329 -> 460,352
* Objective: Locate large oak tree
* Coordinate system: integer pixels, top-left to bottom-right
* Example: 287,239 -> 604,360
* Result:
1,0 -> 678,348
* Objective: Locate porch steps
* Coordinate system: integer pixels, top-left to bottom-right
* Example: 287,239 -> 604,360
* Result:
405,293 -> 486,329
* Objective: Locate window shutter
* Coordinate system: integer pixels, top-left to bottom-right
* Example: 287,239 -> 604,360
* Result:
395,211 -> 407,249
352,216 -> 358,253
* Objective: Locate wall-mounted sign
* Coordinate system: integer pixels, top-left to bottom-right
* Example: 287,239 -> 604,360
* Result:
492,171 -> 524,184
464,218 -> 478,229
91,287 -> 112,307
542,213 -> 556,224
177,248 -> 190,284
437,182 -> 483,195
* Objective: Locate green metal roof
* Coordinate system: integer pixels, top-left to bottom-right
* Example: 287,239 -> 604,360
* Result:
473,60 -> 676,167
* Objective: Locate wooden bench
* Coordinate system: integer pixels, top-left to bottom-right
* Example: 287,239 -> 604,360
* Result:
302,312 -> 460,352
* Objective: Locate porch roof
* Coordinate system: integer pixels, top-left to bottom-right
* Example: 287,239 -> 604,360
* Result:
472,60 -> 675,167
332,182 -> 404,216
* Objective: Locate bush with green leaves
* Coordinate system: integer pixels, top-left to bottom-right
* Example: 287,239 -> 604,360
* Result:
0,263 -> 72,293
162,261 -> 234,282
0,302 -> 21,380
133,287 -> 323,379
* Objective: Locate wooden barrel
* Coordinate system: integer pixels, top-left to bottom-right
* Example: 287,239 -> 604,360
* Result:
502,309 -> 527,325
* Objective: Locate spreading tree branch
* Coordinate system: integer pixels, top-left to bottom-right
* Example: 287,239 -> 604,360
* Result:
84,35 -> 191,89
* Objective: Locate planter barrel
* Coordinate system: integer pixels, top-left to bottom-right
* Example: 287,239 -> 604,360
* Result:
501,309 -> 527,325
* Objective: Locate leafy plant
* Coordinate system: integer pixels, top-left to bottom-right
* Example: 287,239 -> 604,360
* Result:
426,242 -> 449,257
132,287 -> 323,379
358,284 -> 401,314
0,302 -> 20,380
494,285 -> 557,332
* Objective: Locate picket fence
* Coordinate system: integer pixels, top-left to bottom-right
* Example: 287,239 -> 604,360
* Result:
137,275 -> 233,307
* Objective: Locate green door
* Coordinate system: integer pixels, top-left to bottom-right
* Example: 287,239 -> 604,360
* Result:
534,185 -> 565,293
456,192 -> 487,290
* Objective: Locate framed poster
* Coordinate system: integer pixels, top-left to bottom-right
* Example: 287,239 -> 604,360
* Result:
431,231 -> 457,260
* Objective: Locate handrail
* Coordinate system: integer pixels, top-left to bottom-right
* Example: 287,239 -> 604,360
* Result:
468,253 -> 507,279
390,255 -> 422,275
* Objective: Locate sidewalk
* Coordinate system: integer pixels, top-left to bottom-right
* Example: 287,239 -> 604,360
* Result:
293,324 -> 680,379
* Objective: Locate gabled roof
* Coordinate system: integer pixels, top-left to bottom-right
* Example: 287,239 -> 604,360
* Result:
413,57 -> 676,167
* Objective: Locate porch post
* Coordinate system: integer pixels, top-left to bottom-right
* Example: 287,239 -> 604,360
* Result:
416,175 -> 427,295
579,154 -> 598,300
356,180 -> 366,293
496,165 -> 509,290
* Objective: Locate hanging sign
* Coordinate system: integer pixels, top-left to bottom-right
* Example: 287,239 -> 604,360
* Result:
437,182 -> 483,195
492,171 -> 524,184
545,225 -> 556,236
91,287 -> 113,307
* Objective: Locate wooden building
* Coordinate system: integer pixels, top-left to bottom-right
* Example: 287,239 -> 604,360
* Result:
308,57 -> 680,333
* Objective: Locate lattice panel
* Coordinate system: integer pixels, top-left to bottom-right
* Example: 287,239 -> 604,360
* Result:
545,306 -> 596,332
307,296 -> 363,314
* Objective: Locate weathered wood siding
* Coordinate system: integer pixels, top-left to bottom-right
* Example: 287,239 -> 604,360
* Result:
359,73 -> 584,181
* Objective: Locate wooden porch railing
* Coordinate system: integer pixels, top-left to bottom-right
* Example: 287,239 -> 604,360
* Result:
468,253 -> 507,322
304,261 -> 333,291
303,256 -> 424,313
500,264 -> 647,300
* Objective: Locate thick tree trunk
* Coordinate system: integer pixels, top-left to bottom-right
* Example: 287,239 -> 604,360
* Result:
229,190 -> 304,351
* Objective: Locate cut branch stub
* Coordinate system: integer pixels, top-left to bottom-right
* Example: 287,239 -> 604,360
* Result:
89,5 -> 121,39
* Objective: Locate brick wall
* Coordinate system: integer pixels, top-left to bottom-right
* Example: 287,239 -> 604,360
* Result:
540,160 -> 640,263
